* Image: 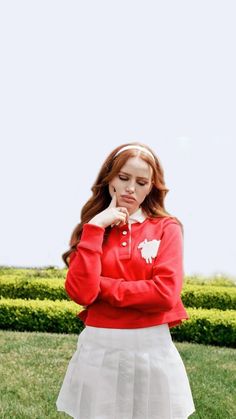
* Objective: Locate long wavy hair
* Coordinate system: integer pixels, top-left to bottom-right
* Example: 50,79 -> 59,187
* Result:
62,141 -> 183,267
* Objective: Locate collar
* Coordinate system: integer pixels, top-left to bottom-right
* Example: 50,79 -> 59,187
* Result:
128,206 -> 147,224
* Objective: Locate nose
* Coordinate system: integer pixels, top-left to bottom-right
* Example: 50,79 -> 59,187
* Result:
125,181 -> 135,193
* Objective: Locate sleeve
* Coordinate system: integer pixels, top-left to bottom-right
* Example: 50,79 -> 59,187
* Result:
98,221 -> 184,312
64,223 -> 105,306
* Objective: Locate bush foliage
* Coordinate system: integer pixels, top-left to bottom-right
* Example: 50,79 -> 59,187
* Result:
0,297 -> 235,347
0,268 -> 235,347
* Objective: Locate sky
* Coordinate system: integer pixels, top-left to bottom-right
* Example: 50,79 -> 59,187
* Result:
1,1 -> 236,278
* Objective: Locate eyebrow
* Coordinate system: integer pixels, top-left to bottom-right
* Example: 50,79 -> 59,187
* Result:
119,171 -> 149,181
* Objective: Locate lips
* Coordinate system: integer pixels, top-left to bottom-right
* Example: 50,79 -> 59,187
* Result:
121,195 -> 136,202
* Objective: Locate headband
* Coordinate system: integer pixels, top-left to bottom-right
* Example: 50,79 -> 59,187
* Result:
113,145 -> 155,161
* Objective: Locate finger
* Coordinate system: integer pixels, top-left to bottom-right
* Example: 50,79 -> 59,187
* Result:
111,211 -> 127,228
119,207 -> 129,222
108,186 -> 117,208
116,212 -> 127,226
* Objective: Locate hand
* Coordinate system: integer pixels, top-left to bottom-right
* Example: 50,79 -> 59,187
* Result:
88,187 -> 129,228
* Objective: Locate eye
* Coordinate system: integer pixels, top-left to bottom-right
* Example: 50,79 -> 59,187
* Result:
118,175 -> 147,186
118,175 -> 128,182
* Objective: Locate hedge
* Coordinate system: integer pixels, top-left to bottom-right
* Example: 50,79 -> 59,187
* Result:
0,297 -> 83,334
171,306 -> 236,347
1,277 -> 236,310
0,297 -> 235,347
0,277 -> 69,301
181,284 -> 236,310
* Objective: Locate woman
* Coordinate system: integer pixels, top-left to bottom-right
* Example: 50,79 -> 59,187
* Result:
56,142 -> 196,419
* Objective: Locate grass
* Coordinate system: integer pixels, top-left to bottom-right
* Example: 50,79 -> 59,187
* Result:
0,330 -> 235,419
1,267 -> 235,417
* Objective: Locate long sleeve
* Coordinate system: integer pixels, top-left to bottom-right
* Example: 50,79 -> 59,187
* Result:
65,223 -> 105,306
98,222 -> 184,312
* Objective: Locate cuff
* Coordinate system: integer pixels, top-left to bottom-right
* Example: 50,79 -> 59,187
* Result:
77,223 -> 105,253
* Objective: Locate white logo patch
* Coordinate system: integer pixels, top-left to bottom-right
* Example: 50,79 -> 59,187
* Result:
137,239 -> 161,264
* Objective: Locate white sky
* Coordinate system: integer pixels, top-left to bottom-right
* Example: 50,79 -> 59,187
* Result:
1,1 -> 236,278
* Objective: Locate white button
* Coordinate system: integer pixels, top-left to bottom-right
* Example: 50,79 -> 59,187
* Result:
122,230 -> 128,235
121,241 -> 127,246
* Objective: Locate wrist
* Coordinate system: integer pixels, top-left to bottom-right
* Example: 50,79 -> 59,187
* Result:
88,218 -> 104,228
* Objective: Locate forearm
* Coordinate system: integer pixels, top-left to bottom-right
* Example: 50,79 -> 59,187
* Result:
65,223 -> 105,305
99,268 -> 182,312
98,222 -> 184,312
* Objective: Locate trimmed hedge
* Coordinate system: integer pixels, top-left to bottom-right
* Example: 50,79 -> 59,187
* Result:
0,277 -> 69,301
1,277 -> 236,310
0,297 -> 83,334
171,307 -> 236,347
181,285 -> 236,310
0,267 -> 66,279
0,297 -> 235,347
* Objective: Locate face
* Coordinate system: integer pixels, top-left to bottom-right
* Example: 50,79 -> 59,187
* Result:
108,156 -> 153,215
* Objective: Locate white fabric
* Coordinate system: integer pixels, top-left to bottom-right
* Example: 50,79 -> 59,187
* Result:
111,206 -> 146,228
128,206 -> 147,224
56,323 -> 196,419
113,145 -> 155,161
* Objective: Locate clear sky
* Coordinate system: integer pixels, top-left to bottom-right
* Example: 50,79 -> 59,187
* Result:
1,1 -> 235,278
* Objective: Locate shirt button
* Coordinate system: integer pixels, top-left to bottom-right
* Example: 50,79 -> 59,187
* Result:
121,241 -> 127,246
122,230 -> 128,235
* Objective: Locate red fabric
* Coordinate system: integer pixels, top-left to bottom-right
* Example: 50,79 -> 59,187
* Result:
65,216 -> 190,329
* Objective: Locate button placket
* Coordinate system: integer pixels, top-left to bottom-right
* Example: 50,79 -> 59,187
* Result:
119,225 -> 131,259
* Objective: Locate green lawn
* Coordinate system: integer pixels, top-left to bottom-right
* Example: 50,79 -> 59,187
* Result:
0,330 -> 235,418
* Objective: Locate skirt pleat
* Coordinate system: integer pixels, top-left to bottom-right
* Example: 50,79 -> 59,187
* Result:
92,348 -> 121,418
132,351 -> 150,418
56,324 -> 196,419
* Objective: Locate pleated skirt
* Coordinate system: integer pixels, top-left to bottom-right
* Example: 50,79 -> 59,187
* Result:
56,323 -> 196,419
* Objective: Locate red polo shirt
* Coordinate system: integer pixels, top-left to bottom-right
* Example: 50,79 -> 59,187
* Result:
65,209 -> 190,329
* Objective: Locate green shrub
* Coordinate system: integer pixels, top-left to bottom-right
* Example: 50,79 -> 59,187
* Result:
0,297 -> 235,347
184,274 -> 236,287
1,278 -> 236,310
0,277 -> 69,301
0,266 -> 66,279
171,307 -> 236,348
181,285 -> 236,310
0,297 -> 83,334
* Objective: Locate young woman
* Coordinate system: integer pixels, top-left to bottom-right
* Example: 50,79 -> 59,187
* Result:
56,142 -> 196,419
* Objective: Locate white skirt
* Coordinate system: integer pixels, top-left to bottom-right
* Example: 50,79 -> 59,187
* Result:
56,323 -> 196,419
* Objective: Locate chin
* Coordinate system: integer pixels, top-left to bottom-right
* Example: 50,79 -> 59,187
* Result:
118,201 -> 131,211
